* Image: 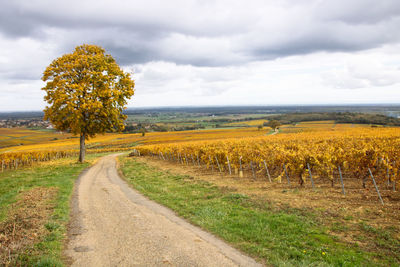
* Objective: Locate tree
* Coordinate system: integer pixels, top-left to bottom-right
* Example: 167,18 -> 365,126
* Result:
267,120 -> 281,131
140,128 -> 146,137
257,125 -> 263,131
42,44 -> 135,162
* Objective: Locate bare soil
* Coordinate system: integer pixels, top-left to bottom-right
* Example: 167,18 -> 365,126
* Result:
66,155 -> 261,267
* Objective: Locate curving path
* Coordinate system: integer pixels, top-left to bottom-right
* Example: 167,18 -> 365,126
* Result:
65,155 -> 262,267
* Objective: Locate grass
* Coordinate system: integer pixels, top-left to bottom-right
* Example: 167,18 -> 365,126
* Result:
0,154 -> 104,266
119,156 -> 396,267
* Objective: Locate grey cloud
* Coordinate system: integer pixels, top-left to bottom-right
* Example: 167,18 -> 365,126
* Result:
0,71 -> 40,81
252,21 -> 399,59
1,0 -> 400,67
315,0 -> 400,25
98,42 -> 157,66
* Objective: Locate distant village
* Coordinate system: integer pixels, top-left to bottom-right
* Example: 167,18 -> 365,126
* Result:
0,118 -> 52,129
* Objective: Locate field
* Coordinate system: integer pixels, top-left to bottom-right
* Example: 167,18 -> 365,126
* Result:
278,121 -> 386,133
0,120 -> 378,153
222,119 -> 269,127
0,127 -> 270,172
0,128 -> 72,149
134,127 -> 400,189
125,112 -> 271,130
120,121 -> 400,265
1,118 -> 400,266
0,127 -> 266,153
0,121 -> 394,172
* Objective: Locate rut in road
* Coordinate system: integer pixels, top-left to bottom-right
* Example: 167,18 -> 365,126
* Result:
65,155 -> 262,267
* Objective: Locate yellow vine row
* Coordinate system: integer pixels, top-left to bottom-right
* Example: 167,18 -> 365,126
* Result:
135,128 -> 400,185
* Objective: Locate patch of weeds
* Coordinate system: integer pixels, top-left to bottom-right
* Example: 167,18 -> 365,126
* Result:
222,193 -> 249,202
331,221 -> 349,232
45,222 -> 60,232
0,154 -> 101,266
344,215 -> 354,221
356,222 -> 400,263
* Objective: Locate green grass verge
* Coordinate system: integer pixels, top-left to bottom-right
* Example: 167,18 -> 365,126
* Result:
0,154 -> 104,266
119,156 -> 395,267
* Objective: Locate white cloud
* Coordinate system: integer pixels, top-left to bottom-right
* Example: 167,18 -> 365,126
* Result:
321,47 -> 400,89
0,0 -> 400,111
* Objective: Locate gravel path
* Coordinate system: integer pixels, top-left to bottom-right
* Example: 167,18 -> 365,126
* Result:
65,155 -> 262,267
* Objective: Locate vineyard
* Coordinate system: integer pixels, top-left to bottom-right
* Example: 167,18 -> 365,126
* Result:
1,123 -> 400,265
0,148 -> 135,171
0,127 -> 266,171
1,125 -> 400,193
0,128 -> 72,148
133,128 -> 400,198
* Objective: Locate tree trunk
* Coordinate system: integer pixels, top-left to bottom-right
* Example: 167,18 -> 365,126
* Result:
299,175 -> 304,186
362,175 -> 367,189
79,132 -> 86,163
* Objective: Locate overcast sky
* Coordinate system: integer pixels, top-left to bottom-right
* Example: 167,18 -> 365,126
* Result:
0,0 -> 399,111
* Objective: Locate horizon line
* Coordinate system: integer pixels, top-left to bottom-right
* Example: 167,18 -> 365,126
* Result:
1,103 -> 400,113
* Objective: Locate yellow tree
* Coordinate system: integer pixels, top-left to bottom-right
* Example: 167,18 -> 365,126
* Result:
267,120 -> 281,131
42,44 -> 135,162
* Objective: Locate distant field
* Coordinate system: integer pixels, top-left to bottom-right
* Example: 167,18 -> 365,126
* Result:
221,119 -> 379,133
126,113 -> 269,124
222,119 -> 268,127
0,128 -> 72,149
0,127 -> 268,153
0,120 -> 391,153
126,113 -> 271,130
278,120 -> 379,133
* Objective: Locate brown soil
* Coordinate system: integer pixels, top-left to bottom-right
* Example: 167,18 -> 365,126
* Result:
137,156 -> 400,259
0,187 -> 58,266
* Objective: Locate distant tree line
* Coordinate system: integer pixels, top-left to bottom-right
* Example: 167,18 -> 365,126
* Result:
123,123 -> 206,133
267,112 -> 400,126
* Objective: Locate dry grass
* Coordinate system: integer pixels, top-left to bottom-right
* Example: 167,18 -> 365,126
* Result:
0,187 -> 58,266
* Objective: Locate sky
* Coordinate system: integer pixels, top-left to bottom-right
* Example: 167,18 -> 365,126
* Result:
0,0 -> 399,111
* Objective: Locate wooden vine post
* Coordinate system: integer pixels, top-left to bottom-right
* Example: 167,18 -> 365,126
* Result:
226,155 -> 232,175
368,168 -> 384,205
283,164 -> 290,185
191,154 -> 195,165
338,166 -> 345,195
307,163 -> 315,189
250,161 -> 256,179
263,160 -> 271,182
209,155 -> 214,171
215,156 -> 222,173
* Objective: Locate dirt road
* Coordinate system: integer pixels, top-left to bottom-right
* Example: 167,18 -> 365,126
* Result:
65,155 -> 262,267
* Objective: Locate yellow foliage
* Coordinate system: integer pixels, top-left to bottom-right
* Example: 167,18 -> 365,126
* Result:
42,45 -> 134,138
136,127 -> 400,183
41,44 -> 135,161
